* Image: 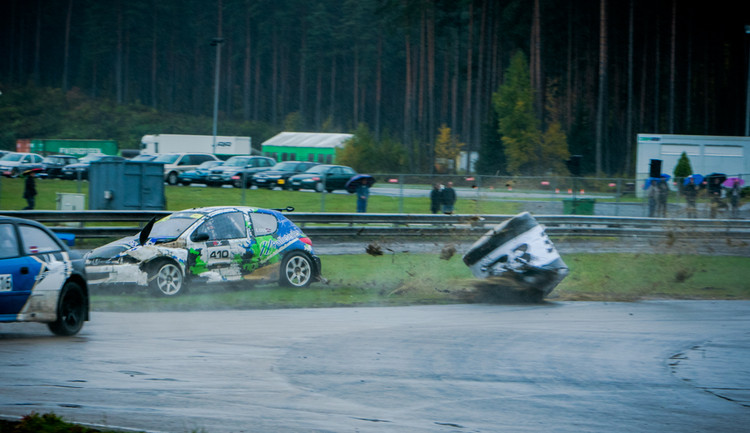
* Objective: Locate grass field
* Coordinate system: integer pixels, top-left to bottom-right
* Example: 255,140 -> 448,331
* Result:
0,177 -> 521,214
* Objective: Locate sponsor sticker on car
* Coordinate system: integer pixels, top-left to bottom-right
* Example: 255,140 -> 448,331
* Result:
0,274 -> 12,291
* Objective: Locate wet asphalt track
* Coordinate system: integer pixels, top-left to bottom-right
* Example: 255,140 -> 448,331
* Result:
1,301 -> 749,433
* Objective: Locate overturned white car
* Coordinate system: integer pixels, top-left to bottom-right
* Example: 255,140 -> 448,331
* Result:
462,212 -> 569,302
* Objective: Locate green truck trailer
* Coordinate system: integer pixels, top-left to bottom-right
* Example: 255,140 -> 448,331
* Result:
29,139 -> 118,157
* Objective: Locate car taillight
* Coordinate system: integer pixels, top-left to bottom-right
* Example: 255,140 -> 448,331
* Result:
300,237 -> 313,246
311,176 -> 320,181
231,175 -> 240,180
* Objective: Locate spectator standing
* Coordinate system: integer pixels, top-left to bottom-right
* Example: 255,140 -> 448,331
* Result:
656,179 -> 669,217
646,180 -> 658,217
430,183 -> 443,214
683,177 -> 699,218
22,169 -> 38,210
356,182 -> 370,213
729,182 -> 741,218
442,181 -> 457,214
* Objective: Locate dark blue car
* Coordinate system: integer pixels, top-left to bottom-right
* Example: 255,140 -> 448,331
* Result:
0,216 -> 89,335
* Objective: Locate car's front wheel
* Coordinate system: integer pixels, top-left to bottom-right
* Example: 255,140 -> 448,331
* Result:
48,281 -> 87,336
167,171 -> 179,185
280,252 -> 314,288
149,261 -> 185,296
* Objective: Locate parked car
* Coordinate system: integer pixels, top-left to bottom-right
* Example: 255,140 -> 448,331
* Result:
61,154 -> 125,180
288,164 -> 358,192
206,156 -> 275,187
251,161 -> 320,189
151,153 -> 220,185
0,152 -> 45,178
128,153 -> 158,162
0,216 -> 89,335
41,155 -> 79,178
84,206 -> 322,296
177,160 -> 224,186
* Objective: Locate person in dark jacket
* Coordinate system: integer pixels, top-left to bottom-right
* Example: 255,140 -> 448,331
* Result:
23,169 -> 38,210
442,181 -> 457,214
430,183 -> 443,214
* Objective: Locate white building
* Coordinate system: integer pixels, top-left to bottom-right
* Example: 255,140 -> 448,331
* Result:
636,133 -> 750,194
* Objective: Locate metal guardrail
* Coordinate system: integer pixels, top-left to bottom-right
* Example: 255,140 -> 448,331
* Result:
1,210 -> 749,240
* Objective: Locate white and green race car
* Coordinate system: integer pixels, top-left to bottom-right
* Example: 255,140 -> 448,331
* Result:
85,206 -> 322,296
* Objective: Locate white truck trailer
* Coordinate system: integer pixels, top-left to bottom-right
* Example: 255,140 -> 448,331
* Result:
140,134 -> 253,157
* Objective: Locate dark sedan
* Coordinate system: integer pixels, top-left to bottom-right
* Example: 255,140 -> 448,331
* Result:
177,160 -> 224,186
41,155 -> 79,178
287,164 -> 358,192
251,161 -> 319,189
61,154 -> 125,180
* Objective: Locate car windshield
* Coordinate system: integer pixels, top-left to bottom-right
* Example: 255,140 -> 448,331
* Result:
131,154 -> 155,161
304,165 -> 330,174
272,162 -> 299,171
198,160 -> 223,169
0,153 -> 24,162
225,157 -> 250,167
79,154 -> 106,163
149,212 -> 204,238
153,154 -> 180,164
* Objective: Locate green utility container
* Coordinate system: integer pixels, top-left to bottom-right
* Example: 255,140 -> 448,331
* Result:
30,139 -> 118,157
563,198 -> 595,215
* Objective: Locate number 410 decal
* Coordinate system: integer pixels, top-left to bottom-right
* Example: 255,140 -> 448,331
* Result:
209,249 -> 231,260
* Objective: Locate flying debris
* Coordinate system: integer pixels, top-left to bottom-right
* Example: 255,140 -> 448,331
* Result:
462,212 -> 568,302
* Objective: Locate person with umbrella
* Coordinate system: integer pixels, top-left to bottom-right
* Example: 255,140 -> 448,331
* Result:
345,174 -> 375,213
22,168 -> 40,210
682,174 -> 702,218
724,177 -> 745,218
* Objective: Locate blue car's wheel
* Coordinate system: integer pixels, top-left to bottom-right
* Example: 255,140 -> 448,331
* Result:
280,252 -> 314,288
48,282 -> 87,336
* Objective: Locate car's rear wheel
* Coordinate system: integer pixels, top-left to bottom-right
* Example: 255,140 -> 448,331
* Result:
149,261 -> 185,296
167,171 -> 179,185
48,281 -> 87,336
10,168 -> 19,178
280,252 -> 314,288
315,182 -> 324,192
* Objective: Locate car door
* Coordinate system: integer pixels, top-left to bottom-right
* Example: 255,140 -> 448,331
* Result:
189,211 -> 251,279
0,223 -> 39,318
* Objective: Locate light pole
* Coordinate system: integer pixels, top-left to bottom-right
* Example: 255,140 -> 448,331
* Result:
211,37 -> 225,155
745,25 -> 750,136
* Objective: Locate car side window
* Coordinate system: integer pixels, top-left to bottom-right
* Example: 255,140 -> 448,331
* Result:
250,213 -> 277,236
178,155 -> 189,165
0,224 -> 19,259
195,212 -> 246,241
18,224 -> 63,254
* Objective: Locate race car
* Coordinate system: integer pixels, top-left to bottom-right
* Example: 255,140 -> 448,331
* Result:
0,216 -> 89,336
84,206 -> 322,296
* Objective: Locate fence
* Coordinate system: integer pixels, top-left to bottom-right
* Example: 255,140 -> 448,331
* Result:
2,210 -> 749,241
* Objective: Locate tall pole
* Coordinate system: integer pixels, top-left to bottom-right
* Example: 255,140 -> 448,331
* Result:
745,25 -> 750,136
211,37 -> 224,155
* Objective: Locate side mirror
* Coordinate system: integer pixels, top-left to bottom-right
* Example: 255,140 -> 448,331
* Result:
192,233 -> 210,242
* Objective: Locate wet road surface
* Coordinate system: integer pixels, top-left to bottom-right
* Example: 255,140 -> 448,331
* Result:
1,301 -> 749,432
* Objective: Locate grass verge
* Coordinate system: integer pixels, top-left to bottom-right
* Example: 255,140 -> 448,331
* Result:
90,252 -> 750,312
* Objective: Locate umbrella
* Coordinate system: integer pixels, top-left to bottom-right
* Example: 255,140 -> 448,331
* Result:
683,174 -> 704,186
345,174 -> 376,194
722,177 -> 745,188
643,174 -> 669,189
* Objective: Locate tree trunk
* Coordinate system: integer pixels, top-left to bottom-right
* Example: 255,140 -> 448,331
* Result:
595,0 -> 607,174
625,0 -> 634,175
115,0 -> 123,104
668,0 -> 676,133
243,4 -> 251,120
62,0 -> 73,91
463,1 -> 473,173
